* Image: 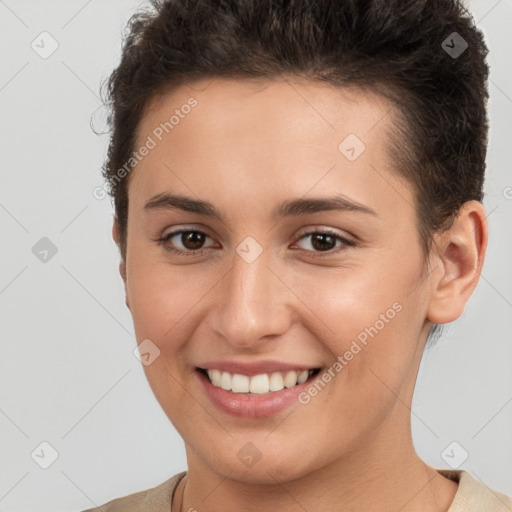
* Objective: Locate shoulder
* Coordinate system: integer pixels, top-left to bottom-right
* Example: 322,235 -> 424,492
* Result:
80,471 -> 186,512
438,469 -> 512,512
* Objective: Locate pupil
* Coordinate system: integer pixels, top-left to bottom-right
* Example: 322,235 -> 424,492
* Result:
183,231 -> 204,249
312,234 -> 335,251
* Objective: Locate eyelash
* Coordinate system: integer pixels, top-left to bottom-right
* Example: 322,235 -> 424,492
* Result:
155,228 -> 356,258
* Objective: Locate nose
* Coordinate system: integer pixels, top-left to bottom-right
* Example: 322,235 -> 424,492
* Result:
209,247 -> 292,350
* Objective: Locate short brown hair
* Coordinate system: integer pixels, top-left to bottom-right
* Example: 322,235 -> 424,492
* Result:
102,0 -> 489,262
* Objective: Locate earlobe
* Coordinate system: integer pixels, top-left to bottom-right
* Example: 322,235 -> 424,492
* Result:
119,261 -> 127,282
427,201 -> 488,325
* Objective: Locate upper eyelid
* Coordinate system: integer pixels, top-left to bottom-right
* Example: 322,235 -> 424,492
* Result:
160,225 -> 350,238
161,227 -> 215,242
160,228 -> 216,245
160,226 -> 354,248
295,226 -> 351,238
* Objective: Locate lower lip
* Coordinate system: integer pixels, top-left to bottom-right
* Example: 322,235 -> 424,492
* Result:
196,370 -> 315,419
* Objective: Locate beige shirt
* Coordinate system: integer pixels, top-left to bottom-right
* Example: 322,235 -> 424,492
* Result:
82,469 -> 512,511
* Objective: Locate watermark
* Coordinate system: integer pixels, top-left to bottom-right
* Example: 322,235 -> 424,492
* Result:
237,442 -> 262,468
93,97 -> 198,200
31,441 -> 59,469
133,338 -> 161,366
441,441 -> 469,469
31,31 -> 59,59
441,32 -> 468,59
236,236 -> 263,263
503,186 -> 512,200
298,301 -> 402,405
338,133 -> 366,162
32,237 -> 58,263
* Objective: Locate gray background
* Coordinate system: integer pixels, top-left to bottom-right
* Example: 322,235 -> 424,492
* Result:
0,1 -> 510,510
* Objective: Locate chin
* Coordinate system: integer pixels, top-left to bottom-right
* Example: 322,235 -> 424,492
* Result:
188,435 -> 322,485
216,457 -> 315,485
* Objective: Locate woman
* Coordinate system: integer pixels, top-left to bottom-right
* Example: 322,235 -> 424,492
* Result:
84,0 -> 512,510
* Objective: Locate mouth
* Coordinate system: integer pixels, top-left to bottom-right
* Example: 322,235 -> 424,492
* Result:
194,360 -> 324,418
197,367 -> 322,395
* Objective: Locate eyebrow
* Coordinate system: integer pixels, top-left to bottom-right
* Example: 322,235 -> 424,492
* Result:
143,192 -> 378,220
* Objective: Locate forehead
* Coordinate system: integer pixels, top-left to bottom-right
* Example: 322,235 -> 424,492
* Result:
130,77 -> 412,221
137,77 -> 394,154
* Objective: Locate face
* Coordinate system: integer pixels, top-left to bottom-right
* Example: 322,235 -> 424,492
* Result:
121,77 -> 434,483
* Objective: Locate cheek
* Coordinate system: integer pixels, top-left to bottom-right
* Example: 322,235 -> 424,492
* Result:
125,259 -> 211,425
284,255 -> 419,337
286,270 -> 423,456
126,254 -> 218,343
282,254 -> 426,391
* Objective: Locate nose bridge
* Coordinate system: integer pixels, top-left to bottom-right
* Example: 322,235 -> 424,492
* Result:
212,247 -> 291,347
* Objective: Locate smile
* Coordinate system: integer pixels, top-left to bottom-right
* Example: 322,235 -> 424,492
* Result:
203,368 -> 319,394
196,366 -> 322,418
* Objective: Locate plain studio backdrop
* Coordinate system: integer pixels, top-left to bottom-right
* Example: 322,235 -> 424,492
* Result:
0,1 -> 511,510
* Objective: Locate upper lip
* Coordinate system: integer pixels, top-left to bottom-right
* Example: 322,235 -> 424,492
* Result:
196,360 -> 321,376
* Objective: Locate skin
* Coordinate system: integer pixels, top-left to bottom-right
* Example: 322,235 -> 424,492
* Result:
112,77 -> 487,512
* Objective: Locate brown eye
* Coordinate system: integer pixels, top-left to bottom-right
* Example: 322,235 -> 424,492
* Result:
180,231 -> 206,250
158,229 -> 215,255
292,229 -> 356,257
309,233 -> 337,251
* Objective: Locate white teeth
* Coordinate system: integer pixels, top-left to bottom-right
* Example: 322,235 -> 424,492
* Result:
220,371 -> 232,390
283,370 -> 298,388
205,368 -> 315,394
297,370 -> 309,384
231,373 -> 250,393
207,369 -> 221,386
269,372 -> 284,391
249,374 -> 270,394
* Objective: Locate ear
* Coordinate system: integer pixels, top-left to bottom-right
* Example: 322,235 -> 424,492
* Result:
112,216 -> 130,309
427,200 -> 488,324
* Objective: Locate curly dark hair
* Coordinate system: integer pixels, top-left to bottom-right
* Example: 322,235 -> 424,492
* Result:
102,0 -> 489,263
